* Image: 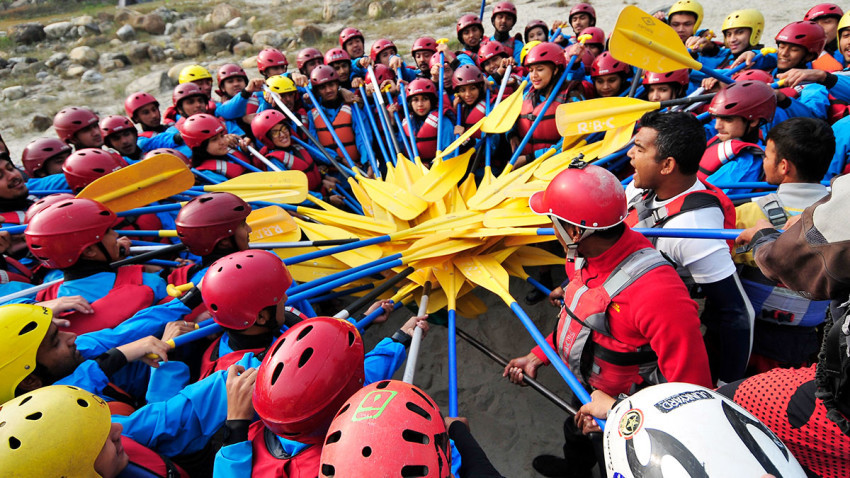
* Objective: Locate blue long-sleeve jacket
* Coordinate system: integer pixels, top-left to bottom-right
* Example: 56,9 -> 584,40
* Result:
828,114 -> 850,178
26,174 -> 69,192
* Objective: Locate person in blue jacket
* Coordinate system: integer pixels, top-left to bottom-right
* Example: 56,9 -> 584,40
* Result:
20,137 -> 72,193
489,2 -> 523,65
100,115 -> 143,164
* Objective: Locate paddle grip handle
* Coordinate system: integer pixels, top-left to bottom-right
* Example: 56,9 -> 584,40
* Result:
341,266 -> 414,319
145,322 -> 222,361
110,243 -> 187,268
2,225 -> 26,234
356,294 -> 404,331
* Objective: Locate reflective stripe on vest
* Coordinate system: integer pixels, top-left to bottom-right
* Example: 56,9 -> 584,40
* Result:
698,137 -> 764,181
0,211 -> 25,225
311,104 -> 359,163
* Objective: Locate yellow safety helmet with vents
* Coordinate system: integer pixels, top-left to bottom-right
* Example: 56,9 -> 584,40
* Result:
722,9 -> 765,47
178,64 -> 212,84
0,304 -> 52,404
266,75 -> 297,94
838,12 -> 850,34
520,40 -> 542,66
668,0 -> 704,30
0,385 -> 111,478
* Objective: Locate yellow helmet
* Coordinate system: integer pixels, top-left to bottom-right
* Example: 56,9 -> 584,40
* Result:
839,12 -> 850,34
520,40 -> 542,66
722,9 -> 765,47
266,74 -> 296,94
0,304 -> 52,404
668,0 -> 704,30
178,64 -> 212,84
0,385 -> 111,478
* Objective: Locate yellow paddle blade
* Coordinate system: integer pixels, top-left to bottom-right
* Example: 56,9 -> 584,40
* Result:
455,255 -> 512,304
391,157 -> 415,189
229,189 -> 308,204
445,185 -> 468,213
483,208 -> 550,228
609,5 -> 702,73
502,180 -> 548,199
434,121 -> 483,162
502,254 -> 531,280
287,254 -> 349,282
293,218 -> 382,268
504,234 -> 555,246
555,96 -> 655,136
456,292 -> 487,317
78,153 -> 193,212
346,177 -> 375,217
458,173 -> 478,202
296,203 -> 396,234
598,122 -> 636,158
404,238 -> 482,263
207,170 -> 309,191
514,245 -> 565,266
357,175 -> 428,221
399,210 -> 484,239
247,206 -> 301,243
412,148 -> 473,202
433,262 -> 464,310
467,159 -> 540,210
480,165 -> 495,189
481,81 -> 528,134
535,141 -> 604,180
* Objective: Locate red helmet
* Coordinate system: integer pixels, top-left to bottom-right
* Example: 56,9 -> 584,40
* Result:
25,198 -> 119,268
732,68 -> 774,84
177,113 -> 225,149
456,14 -> 484,43
581,26 -> 605,45
311,64 -> 340,87
339,27 -> 364,48
53,107 -> 99,144
257,48 -> 289,75
452,64 -> 485,88
373,64 -> 397,85
324,47 -> 350,66
411,36 -> 438,56
172,82 -> 207,107
708,80 -> 777,123
124,92 -> 159,120
491,1 -> 517,22
569,3 -> 596,23
175,192 -> 251,256
24,193 -> 75,223
529,164 -> 627,230
804,4 -> 843,21
642,69 -> 689,87
524,20 -> 550,43
579,48 -> 596,69
99,115 -> 136,141
21,137 -> 71,177
63,148 -> 127,193
202,250 -> 291,329
144,148 -> 190,167
523,42 -> 566,68
252,110 -> 288,148
254,317 -> 365,441
297,48 -> 324,70
590,51 -> 630,77
369,38 -> 397,62
775,21 -> 827,55
478,40 -> 509,67
216,63 -> 248,86
406,78 -> 438,102
319,380 -> 451,478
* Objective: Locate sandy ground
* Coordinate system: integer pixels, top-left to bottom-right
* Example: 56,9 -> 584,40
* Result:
0,1 -> 821,476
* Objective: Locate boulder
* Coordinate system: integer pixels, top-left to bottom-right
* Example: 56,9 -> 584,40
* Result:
229,29 -> 251,44
136,13 -> 166,35
114,8 -> 142,24
81,69 -> 104,83
300,25 -> 322,44
225,17 -> 245,29
170,18 -> 196,36
252,29 -> 284,48
76,24 -> 101,37
99,52 -> 130,72
147,45 -> 165,63
44,21 -> 73,40
30,114 -> 53,132
125,43 -> 150,62
232,41 -> 256,57
45,53 -> 68,68
116,24 -> 136,41
153,6 -> 178,23
72,15 -> 95,27
11,61 -> 43,76
2,86 -> 25,101
367,1 -> 384,18
177,37 -> 204,57
9,23 -> 45,45
201,31 -> 233,55
125,69 -> 173,95
69,46 -> 99,67
211,3 -> 240,27
65,65 -> 87,77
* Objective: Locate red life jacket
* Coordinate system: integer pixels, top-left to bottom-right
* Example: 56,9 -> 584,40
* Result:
556,248 -> 671,396
311,104 -> 359,164
123,435 -> 190,478
0,256 -> 33,285
198,336 -> 265,380
517,83 -> 582,156
36,266 -> 155,335
698,136 -> 764,181
461,101 -> 487,140
196,156 -> 248,180
827,93 -> 850,125
249,421 -> 323,477
625,182 -> 737,250
403,112 -> 441,161
139,130 -> 156,139
0,210 -> 25,225
166,264 -> 207,322
264,146 -> 322,191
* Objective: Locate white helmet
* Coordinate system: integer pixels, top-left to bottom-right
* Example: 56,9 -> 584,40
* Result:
604,383 -> 807,478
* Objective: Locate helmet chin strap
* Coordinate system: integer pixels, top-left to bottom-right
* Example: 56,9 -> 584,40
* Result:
551,217 -> 594,270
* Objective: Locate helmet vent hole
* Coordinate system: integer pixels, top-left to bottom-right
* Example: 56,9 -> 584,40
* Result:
271,337 -> 286,356
406,401 -> 431,420
19,396 -> 32,405
335,403 -> 350,418
401,465 -> 429,477
795,34 -> 806,40
325,430 -> 342,445
298,347 -> 313,367
724,102 -> 738,110
93,168 -> 106,173
235,264 -> 242,269
297,325 -> 313,341
376,380 -> 390,389
18,321 -> 37,336
270,362 -> 284,385
8,437 -> 21,449
402,429 -> 429,445
98,211 -> 110,216
199,197 -> 213,203
411,387 -> 436,408
348,331 -> 355,346
210,303 -> 218,311
321,465 -> 335,476
25,412 -> 41,421
361,446 -> 372,457
77,398 -> 89,407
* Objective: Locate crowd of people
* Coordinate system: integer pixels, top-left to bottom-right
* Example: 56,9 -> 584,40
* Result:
0,1 -> 849,476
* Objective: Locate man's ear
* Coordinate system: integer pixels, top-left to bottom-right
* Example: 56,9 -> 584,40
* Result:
80,244 -> 99,259
17,374 -> 42,393
659,156 -> 677,175
255,307 -> 272,326
778,157 -> 793,177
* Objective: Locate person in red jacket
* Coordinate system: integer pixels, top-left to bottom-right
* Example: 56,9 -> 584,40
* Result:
251,109 -> 324,192
504,162 -> 712,478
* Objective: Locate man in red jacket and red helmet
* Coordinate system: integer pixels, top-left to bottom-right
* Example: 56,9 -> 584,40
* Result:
504,162 -> 712,478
